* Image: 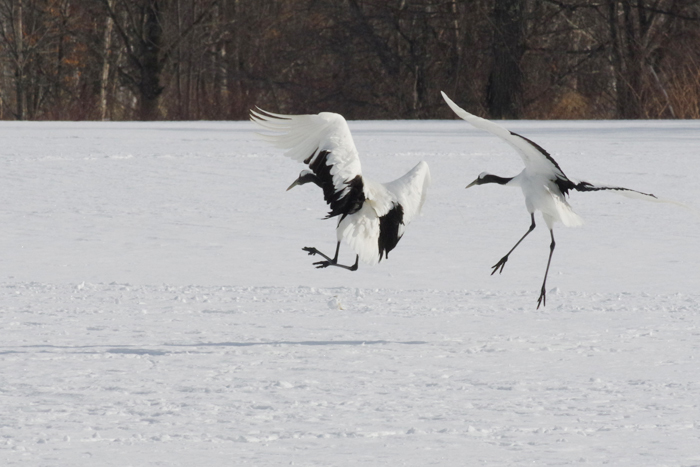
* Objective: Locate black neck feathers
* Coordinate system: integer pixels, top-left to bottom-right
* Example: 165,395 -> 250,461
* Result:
480,174 -> 513,186
307,150 -> 366,219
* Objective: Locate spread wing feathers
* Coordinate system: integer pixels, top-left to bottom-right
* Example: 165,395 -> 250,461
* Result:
565,178 -> 686,210
251,108 -> 364,218
441,93 -> 666,206
569,180 -> 658,201
337,162 -> 431,265
441,92 -> 568,178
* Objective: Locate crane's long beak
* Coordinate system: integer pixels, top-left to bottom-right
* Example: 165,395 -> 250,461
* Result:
286,177 -> 302,191
466,179 -> 479,189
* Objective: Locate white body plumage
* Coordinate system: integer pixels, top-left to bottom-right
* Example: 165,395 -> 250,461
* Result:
337,162 -> 430,265
509,171 -> 584,229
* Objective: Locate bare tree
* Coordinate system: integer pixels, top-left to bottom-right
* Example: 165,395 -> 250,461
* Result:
99,0 -> 217,120
0,0 -> 698,120
0,0 -> 26,119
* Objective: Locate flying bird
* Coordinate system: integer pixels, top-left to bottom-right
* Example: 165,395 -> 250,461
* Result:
441,91 -> 658,308
251,108 -> 430,271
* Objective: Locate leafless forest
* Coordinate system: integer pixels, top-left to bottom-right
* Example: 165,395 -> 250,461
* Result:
0,0 -> 698,121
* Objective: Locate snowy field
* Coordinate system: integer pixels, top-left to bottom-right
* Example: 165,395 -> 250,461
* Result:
1,118 -> 699,466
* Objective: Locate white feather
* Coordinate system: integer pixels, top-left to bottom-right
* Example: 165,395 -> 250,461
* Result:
336,203 -> 381,265
544,185 -> 584,228
384,161 -> 431,227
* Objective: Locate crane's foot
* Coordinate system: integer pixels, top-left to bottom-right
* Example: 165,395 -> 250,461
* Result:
491,255 -> 508,275
302,246 -> 333,262
313,259 -> 333,269
303,247 -> 335,268
312,259 -> 358,271
302,247 -> 358,271
536,286 -> 546,309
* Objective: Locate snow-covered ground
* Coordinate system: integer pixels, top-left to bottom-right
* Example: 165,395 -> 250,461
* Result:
1,118 -> 699,466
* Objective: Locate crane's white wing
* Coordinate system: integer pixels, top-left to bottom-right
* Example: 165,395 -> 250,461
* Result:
441,92 -> 567,178
251,108 -> 364,218
337,161 -> 430,265
383,161 -> 431,228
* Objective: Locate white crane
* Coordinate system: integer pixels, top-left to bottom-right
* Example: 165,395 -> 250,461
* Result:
251,108 -> 430,271
441,91 -> 659,308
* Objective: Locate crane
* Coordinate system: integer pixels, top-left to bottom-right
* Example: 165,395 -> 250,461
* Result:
251,108 -> 430,271
442,91 -> 658,308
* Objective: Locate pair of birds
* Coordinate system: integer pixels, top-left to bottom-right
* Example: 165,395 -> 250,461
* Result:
251,92 -> 658,308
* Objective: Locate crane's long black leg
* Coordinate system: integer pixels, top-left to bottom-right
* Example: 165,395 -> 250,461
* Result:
302,242 -> 359,271
492,213 -> 536,275
536,230 -> 556,309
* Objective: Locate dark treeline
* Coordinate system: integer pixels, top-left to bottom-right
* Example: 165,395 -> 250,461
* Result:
0,0 -> 699,121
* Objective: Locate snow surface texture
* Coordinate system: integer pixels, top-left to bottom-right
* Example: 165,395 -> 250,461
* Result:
1,120 -> 699,466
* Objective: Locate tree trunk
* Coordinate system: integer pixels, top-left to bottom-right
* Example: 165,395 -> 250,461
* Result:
230,0 -> 242,116
99,0 -> 114,121
608,0 -> 646,119
449,0 -> 462,94
212,0 -> 229,119
487,0 -> 524,119
14,0 -> 24,120
139,0 -> 164,120
621,0 -> 643,118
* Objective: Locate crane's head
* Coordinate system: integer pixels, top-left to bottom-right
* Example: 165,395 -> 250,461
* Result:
466,172 -> 513,188
286,169 -> 319,191
466,172 -> 491,188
